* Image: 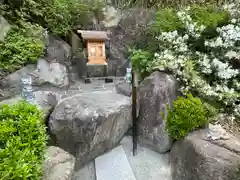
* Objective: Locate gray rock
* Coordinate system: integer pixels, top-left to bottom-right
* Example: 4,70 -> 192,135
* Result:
0,64 -> 36,95
170,129 -> 240,180
115,81 -> 132,97
73,161 -> 96,180
49,91 -> 131,169
34,91 -> 60,121
138,71 -> 179,153
101,6 -> 121,28
0,91 -> 60,122
104,8 -> 155,77
0,16 -> 11,41
0,96 -> 23,106
29,59 -> 69,87
0,34 -> 71,97
43,146 -> 75,180
46,35 -> 71,65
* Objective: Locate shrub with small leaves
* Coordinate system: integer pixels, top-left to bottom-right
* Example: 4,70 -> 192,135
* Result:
152,8 -> 184,34
0,27 -> 44,73
0,101 -> 47,179
0,0 -> 103,36
202,101 -> 219,120
129,48 -> 153,80
189,5 -> 229,28
166,94 -> 207,140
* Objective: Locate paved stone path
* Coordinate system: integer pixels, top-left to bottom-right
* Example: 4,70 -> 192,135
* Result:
73,136 -> 172,180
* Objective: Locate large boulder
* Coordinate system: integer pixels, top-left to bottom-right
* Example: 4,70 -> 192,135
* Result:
137,71 -> 179,153
170,125 -> 240,180
49,91 -> 131,169
43,146 -> 75,180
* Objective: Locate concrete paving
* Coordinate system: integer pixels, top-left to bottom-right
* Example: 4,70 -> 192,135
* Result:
120,136 -> 172,180
95,146 -> 136,180
73,136 -> 172,180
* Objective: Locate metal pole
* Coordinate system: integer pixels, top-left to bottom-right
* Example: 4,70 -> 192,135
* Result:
132,70 -> 137,156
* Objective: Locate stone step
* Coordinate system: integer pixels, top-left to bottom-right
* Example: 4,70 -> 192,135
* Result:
95,145 -> 137,180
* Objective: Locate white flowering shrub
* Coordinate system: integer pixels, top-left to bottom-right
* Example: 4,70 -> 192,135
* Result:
147,4 -> 240,119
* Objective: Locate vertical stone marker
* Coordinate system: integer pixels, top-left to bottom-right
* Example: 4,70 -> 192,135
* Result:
138,71 -> 179,153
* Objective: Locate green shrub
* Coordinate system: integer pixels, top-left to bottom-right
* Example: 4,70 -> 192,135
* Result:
43,0 -> 95,36
0,101 -> 47,179
0,0 -> 102,36
189,5 -> 229,28
166,94 -> 207,140
202,101 -> 218,120
152,8 -> 184,34
0,27 -> 44,73
129,49 -> 153,80
111,0 -> 222,8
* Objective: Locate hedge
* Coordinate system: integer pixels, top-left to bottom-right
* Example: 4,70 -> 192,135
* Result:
0,101 -> 47,179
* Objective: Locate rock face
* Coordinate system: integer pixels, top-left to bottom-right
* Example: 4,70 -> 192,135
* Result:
170,127 -> 240,180
43,146 -> 75,180
29,59 -> 69,87
46,35 -> 72,65
49,91 -> 131,169
102,5 -> 121,28
138,71 -> 179,153
0,16 -> 11,41
100,8 -> 155,76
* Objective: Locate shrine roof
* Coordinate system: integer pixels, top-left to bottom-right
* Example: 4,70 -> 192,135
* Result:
77,30 -> 109,40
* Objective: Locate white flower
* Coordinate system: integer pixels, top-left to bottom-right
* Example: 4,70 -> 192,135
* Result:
231,18 -> 237,24
225,51 -> 239,59
215,37 -> 223,46
151,5 -> 240,118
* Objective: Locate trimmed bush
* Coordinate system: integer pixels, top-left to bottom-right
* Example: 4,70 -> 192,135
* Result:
0,101 -> 47,179
166,94 -> 207,140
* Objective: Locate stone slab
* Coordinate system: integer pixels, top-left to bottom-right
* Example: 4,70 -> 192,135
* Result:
95,146 -> 136,180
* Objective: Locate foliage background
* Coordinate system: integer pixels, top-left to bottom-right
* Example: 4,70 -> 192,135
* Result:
0,0 -> 104,78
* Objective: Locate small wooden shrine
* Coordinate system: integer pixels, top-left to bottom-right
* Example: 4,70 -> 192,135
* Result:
77,30 -> 108,65
77,30 -> 112,83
